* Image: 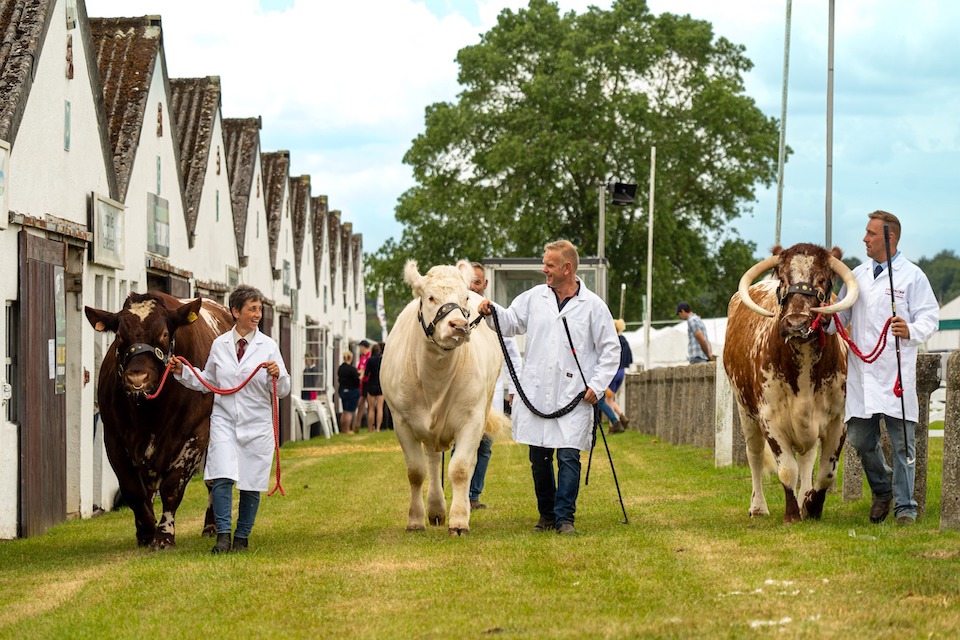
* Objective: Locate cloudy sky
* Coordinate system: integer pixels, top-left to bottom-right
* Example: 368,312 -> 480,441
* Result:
85,0 -> 959,264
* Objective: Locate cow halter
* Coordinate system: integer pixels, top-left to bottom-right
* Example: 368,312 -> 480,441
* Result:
777,281 -> 828,306
117,337 -> 176,375
418,301 -> 471,339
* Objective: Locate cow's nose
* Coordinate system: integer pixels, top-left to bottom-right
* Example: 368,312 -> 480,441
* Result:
780,314 -> 811,337
126,371 -> 150,391
449,318 -> 468,332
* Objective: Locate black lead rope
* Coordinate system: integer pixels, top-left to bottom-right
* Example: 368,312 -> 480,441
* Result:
490,308 -> 584,419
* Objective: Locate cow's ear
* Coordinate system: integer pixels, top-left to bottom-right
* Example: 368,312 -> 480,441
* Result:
403,260 -> 423,294
830,246 -> 844,261
173,298 -> 203,329
771,245 -> 783,256
456,260 -> 473,287
85,307 -> 120,333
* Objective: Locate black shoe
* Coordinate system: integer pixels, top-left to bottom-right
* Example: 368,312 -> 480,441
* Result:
232,536 -> 249,552
533,516 -> 556,532
557,523 -> 577,535
869,497 -> 891,523
470,500 -> 487,510
211,532 -> 232,554
896,515 -> 915,526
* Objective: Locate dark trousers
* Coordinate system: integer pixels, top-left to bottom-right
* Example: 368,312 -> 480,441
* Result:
529,445 -> 581,526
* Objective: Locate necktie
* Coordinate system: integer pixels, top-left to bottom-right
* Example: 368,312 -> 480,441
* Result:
874,264 -> 883,279
237,338 -> 247,361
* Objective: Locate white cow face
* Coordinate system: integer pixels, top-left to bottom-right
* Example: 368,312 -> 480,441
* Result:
404,260 -> 473,349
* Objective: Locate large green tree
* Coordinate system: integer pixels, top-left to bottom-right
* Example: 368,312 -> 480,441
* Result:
366,0 -> 780,324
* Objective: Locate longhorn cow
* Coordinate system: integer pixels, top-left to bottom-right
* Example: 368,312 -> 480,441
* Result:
723,243 -> 859,523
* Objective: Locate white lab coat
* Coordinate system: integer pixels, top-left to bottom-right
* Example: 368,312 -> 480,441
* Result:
175,328 -> 291,491
832,255 -> 939,422
486,279 -> 620,451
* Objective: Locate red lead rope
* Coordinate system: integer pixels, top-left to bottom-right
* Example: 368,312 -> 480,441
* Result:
146,355 -> 285,496
812,314 -> 901,397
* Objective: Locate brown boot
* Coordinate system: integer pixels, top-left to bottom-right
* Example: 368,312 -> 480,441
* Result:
618,415 -> 631,430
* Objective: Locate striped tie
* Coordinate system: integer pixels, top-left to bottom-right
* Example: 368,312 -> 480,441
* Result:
237,338 -> 247,361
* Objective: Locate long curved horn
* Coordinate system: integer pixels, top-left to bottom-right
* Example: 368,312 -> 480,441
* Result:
736,255 -> 780,318
817,256 -> 859,315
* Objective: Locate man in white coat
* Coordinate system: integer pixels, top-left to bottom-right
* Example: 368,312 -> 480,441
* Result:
478,240 -> 620,535
827,210 -> 938,526
173,285 -> 291,553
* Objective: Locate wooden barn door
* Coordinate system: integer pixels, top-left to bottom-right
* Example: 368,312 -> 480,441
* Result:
279,313 -> 291,444
18,231 -> 67,537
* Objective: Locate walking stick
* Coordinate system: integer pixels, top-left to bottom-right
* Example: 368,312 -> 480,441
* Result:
561,318 -> 629,524
883,224 -> 915,466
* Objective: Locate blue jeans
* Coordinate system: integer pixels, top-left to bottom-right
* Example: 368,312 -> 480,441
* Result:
211,478 -> 262,538
598,398 -> 618,425
470,435 -> 493,501
846,414 -> 917,519
529,446 -> 581,526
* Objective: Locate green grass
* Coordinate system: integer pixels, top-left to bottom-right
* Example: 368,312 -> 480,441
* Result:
1,431 -> 958,639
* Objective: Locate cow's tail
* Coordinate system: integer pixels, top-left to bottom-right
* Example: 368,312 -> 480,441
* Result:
484,409 -> 511,439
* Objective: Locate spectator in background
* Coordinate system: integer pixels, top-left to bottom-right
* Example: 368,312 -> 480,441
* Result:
467,262 -> 522,510
602,318 -> 632,433
363,343 -> 384,432
677,302 -> 712,364
337,351 -> 361,435
355,340 -> 372,427
302,354 -> 319,401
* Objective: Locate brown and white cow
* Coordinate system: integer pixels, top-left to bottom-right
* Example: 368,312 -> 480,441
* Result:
723,243 -> 859,523
381,260 -> 505,536
85,292 -> 233,548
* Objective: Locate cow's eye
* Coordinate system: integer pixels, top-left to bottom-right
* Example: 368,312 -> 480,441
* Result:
428,296 -> 435,303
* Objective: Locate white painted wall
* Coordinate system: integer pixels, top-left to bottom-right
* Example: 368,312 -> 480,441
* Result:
1,0 -> 118,535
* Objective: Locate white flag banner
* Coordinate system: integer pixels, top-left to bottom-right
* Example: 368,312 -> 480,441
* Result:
376,282 -> 388,341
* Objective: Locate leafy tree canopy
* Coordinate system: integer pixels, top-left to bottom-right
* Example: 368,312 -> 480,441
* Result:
365,0 -> 780,325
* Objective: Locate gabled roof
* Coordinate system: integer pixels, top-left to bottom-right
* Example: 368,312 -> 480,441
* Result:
260,150 -> 289,272
90,16 -> 165,202
288,175 -> 310,289
311,195 -> 328,293
0,0 -> 53,145
169,76 -> 221,247
222,116 -> 261,261
1,1 -> 119,201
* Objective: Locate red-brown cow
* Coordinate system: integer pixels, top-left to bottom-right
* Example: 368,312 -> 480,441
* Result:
723,244 -> 859,523
85,292 -> 233,549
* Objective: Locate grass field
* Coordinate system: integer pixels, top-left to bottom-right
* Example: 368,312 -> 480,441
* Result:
1,429 -> 958,639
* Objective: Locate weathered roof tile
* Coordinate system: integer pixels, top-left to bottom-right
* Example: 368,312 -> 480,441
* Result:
222,116 -> 261,260
89,16 -> 163,202
169,76 -> 221,246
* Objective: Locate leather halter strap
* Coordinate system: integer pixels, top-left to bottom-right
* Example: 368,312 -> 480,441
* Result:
418,301 -> 470,338
117,338 -> 175,374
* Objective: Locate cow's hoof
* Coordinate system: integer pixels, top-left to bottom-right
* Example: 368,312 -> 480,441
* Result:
201,524 -> 216,538
149,539 -> 174,551
448,527 -> 469,537
782,513 -> 802,525
405,524 -> 425,532
748,509 -> 768,518
429,515 -> 445,527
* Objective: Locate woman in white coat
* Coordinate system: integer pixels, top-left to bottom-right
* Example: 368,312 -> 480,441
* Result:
173,285 -> 290,553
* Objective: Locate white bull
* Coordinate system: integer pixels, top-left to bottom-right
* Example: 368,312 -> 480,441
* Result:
381,260 -> 505,535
